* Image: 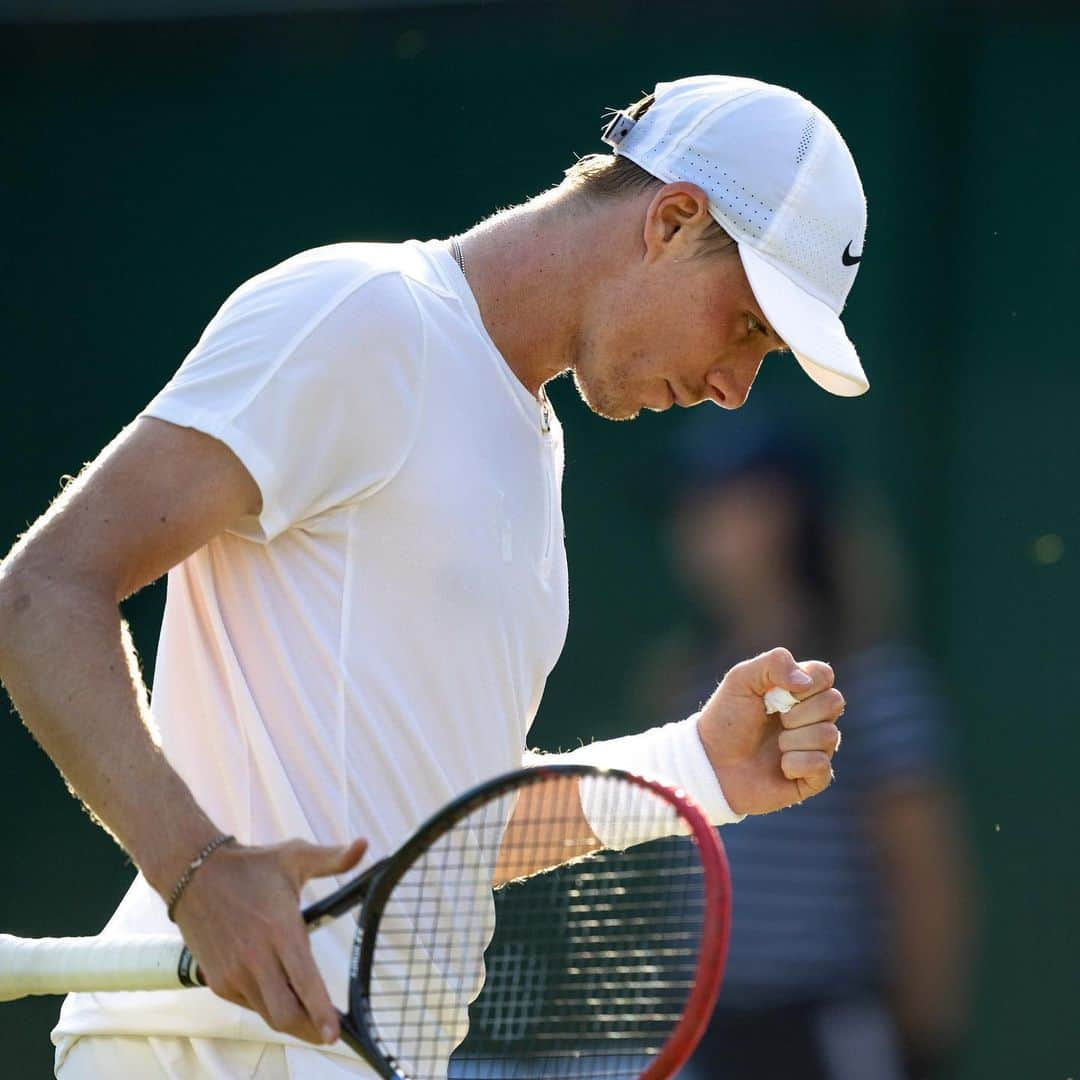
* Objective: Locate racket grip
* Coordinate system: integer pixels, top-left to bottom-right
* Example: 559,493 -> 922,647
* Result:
0,933 -> 200,1001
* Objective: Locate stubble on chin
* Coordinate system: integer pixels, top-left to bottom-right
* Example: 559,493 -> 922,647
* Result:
572,367 -> 640,423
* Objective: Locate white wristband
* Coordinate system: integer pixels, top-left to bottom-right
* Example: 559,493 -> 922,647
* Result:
526,715 -> 746,850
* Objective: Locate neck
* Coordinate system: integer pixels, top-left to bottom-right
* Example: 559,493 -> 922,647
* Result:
453,185 -> 612,397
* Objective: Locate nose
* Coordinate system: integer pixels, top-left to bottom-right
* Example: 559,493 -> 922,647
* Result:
705,347 -> 769,409
705,367 -> 751,410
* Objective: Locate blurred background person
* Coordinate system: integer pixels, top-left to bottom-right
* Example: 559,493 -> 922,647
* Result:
631,409 -> 977,1080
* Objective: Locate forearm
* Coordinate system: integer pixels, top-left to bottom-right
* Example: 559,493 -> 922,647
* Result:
509,720 -> 739,883
493,774 -> 600,886
0,566 -> 221,898
530,718 -> 745,826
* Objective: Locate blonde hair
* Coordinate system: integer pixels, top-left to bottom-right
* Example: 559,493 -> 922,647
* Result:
563,92 -> 737,260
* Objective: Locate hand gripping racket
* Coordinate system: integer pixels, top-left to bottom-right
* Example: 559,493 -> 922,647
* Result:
0,765 -> 731,1080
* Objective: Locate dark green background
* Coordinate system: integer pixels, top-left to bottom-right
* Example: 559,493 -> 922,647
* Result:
2,3 -> 1077,1076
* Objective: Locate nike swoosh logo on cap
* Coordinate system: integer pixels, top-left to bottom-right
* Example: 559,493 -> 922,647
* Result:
842,242 -> 862,266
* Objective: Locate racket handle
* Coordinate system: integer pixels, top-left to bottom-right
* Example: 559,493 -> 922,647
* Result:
0,933 -> 200,1001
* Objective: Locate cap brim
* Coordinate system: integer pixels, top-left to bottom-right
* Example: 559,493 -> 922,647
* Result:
738,243 -> 869,397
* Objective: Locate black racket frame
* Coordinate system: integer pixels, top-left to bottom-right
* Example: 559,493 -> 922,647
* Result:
295,763 -> 719,1079
303,764 -> 603,1074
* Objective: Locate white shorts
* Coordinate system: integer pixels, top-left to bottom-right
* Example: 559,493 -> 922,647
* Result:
55,1035 -> 375,1079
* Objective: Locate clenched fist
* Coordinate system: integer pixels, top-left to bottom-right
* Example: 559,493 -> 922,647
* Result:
697,647 -> 844,816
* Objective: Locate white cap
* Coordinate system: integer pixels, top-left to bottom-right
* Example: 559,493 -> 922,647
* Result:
602,75 -> 869,397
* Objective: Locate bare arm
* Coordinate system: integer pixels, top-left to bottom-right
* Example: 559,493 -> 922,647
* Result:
0,418 -> 258,891
501,649 -> 845,885
868,781 -> 977,1066
0,417 -> 363,1044
493,776 -> 600,886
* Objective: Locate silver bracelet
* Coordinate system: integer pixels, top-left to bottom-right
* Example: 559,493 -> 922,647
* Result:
166,833 -> 236,922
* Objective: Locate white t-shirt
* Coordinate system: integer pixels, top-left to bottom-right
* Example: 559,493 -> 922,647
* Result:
53,240 -> 570,1064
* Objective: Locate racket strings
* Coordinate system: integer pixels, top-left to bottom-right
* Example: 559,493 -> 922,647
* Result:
363,774 -> 710,1080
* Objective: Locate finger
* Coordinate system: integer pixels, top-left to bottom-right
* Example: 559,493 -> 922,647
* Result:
238,973 -> 280,1037
780,750 -> 834,798
778,688 -> 846,730
778,722 -> 841,755
203,961 -> 266,1024
792,660 -> 836,698
257,956 -> 324,1044
198,914 -> 334,1044
202,971 -> 255,1012
797,766 -> 834,801
747,643 -> 820,695
278,928 -> 341,1045
287,838 -> 368,889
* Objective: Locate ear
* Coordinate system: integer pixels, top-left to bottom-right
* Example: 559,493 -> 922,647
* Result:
643,182 -> 712,260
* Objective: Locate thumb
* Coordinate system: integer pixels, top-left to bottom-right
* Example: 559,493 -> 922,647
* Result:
742,647 -> 815,697
288,838 -> 368,886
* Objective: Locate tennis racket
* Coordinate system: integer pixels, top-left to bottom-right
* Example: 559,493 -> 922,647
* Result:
0,765 -> 731,1080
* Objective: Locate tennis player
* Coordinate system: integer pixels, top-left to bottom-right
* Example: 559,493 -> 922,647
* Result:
0,76 -> 864,1078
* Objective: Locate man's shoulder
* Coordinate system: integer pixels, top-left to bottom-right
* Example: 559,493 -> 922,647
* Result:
236,240 -> 458,310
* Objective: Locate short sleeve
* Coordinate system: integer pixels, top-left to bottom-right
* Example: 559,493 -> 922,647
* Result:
143,251 -> 427,542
